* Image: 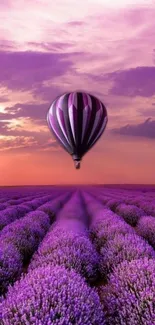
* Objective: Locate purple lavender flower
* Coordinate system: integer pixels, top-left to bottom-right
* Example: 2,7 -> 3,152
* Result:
139,202 -> 155,216
106,199 -> 123,212
0,265 -> 105,324
0,203 -> 8,211
99,258 -> 155,325
136,216 -> 155,249
126,195 -> 145,207
115,203 -> 144,226
0,205 -> 31,230
1,211 -> 50,260
0,211 -> 51,294
0,242 -> 22,294
90,213 -> 134,251
29,229 -> 99,282
38,195 -> 67,220
100,233 -> 155,277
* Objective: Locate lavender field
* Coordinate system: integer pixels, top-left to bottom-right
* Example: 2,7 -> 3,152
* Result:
0,185 -> 155,324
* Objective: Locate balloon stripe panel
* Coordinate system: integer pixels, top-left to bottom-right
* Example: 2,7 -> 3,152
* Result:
87,100 -> 102,144
82,94 -> 97,150
56,106 -> 70,145
68,93 -> 76,143
86,104 -> 107,150
48,100 -> 73,154
81,93 -> 92,142
61,93 -> 75,152
76,92 -> 84,148
56,94 -> 73,147
90,116 -> 108,147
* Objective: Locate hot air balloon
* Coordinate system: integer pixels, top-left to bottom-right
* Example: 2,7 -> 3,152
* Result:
47,91 -> 108,169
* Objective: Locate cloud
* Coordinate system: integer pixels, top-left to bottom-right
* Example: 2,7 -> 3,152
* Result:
112,118 -> 155,139
0,40 -> 16,51
0,95 -> 9,103
27,41 -> 74,52
0,114 -> 50,136
0,98 -> 63,153
0,135 -> 37,151
107,66 -> 155,97
138,107 -> 155,118
3,102 -> 49,120
0,134 -> 59,152
32,84 -> 62,101
0,0 -> 12,7
1,96 -> 65,122
0,119 -> 59,152
0,111 -> 57,152
66,21 -> 85,26
153,49 -> 155,62
0,50 -> 76,92
88,66 -> 155,98
0,121 -> 10,133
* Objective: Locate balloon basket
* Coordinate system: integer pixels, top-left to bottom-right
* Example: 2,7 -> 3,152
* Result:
74,161 -> 80,169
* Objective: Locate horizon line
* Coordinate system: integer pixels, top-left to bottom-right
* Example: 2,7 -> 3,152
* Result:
0,184 -> 155,188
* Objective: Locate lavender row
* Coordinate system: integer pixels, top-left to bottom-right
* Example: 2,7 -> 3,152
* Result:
2,193 -> 48,207
114,203 -> 144,226
102,195 -> 155,226
0,186 -> 72,205
29,192 -> 99,283
89,189 -> 155,226
0,188 -> 52,203
87,187 -> 155,217
0,193 -> 70,295
0,193 -> 47,208
0,192 -> 64,231
136,215 -> 155,250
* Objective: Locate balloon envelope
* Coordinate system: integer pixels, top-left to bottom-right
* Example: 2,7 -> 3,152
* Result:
47,91 -> 108,169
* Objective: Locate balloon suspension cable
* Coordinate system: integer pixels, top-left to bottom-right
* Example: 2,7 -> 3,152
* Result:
74,160 -> 80,169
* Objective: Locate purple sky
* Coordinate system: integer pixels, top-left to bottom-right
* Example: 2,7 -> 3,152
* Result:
0,0 -> 155,185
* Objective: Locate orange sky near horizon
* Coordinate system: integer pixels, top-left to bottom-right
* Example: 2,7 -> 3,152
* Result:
0,134 -> 155,185
0,0 -> 155,185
